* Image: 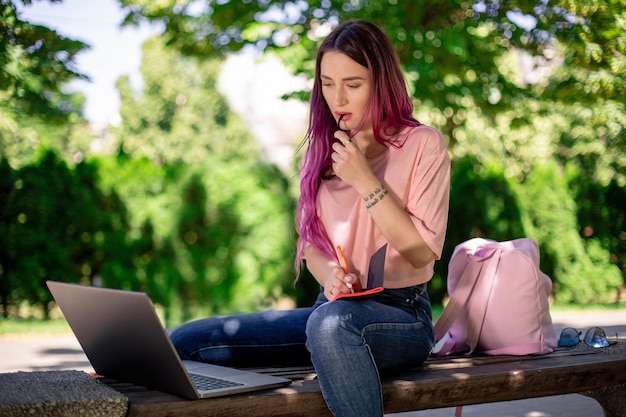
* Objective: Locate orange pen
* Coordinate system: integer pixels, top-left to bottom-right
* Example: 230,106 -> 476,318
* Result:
336,245 -> 349,274
336,246 -> 359,293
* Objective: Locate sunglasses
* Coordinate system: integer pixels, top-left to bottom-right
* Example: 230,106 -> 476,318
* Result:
558,327 -> 611,348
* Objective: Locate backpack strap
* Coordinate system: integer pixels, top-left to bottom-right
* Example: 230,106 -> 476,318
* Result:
433,259 -> 479,342
433,246 -> 500,355
462,248 -> 501,354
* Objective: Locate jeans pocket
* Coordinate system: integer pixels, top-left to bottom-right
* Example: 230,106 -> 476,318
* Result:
376,285 -> 431,323
365,321 -> 433,370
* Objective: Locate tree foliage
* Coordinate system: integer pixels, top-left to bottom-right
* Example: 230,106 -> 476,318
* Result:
104,37 -> 297,323
0,151 -> 132,318
118,1 -> 625,109
1,0 -> 91,169
1,0 -> 88,121
1,3 -> 296,323
1,0 -> 624,318
0,36 -> 297,323
118,0 -> 625,304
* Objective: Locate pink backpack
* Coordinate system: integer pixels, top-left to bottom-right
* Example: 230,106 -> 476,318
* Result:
433,238 -> 557,356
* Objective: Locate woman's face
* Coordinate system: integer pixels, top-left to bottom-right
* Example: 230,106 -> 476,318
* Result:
320,51 -> 372,134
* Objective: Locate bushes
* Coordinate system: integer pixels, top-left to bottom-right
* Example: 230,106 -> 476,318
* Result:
0,151 -> 295,325
0,151 -> 129,318
2,148 -> 623,322
438,156 -> 623,306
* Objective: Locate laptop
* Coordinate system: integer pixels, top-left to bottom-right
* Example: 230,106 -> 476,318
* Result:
46,280 -> 291,399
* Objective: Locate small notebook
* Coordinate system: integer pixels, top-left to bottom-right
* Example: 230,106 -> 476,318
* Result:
334,287 -> 384,300
47,281 -> 291,399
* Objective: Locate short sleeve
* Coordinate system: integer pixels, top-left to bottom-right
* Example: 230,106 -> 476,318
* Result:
404,127 -> 450,259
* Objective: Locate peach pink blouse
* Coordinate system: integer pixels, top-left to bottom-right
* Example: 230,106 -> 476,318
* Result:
317,125 -> 450,289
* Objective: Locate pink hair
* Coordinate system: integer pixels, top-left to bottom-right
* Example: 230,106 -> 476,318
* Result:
295,20 -> 421,276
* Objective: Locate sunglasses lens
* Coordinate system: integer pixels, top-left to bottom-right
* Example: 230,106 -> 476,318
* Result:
584,327 -> 609,348
558,327 -> 581,347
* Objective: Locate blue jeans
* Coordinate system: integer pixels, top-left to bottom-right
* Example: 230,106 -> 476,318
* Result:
170,285 -> 433,417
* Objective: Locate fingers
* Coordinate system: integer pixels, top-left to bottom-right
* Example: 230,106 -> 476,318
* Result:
326,270 -> 359,300
331,133 -> 355,172
333,131 -> 353,147
344,274 -> 355,292
346,274 -> 362,292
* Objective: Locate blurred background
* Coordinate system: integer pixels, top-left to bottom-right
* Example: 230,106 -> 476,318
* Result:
1,0 -> 624,327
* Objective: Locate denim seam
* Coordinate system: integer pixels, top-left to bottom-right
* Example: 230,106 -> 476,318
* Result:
361,321 -> 425,333
364,343 -> 384,416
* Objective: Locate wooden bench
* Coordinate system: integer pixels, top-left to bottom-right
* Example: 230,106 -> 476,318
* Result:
104,348 -> 626,417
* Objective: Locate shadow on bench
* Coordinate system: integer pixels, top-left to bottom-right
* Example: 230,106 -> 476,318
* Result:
104,348 -> 626,417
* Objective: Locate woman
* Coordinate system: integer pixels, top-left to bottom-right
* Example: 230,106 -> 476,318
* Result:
171,20 -> 450,417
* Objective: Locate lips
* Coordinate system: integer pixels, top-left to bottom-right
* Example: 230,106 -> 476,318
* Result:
336,112 -> 352,121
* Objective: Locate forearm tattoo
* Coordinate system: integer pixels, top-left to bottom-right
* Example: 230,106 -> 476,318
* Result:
363,184 -> 389,209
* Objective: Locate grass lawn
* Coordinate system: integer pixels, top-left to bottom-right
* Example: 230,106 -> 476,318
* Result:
0,318 -> 73,336
2,301 -> 624,336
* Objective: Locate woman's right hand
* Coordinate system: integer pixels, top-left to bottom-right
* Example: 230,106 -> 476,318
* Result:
303,245 -> 362,300
325,267 -> 361,300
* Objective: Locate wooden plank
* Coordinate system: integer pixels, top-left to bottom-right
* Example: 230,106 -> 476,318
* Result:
105,352 -> 626,417
121,380 -> 331,417
382,353 -> 626,414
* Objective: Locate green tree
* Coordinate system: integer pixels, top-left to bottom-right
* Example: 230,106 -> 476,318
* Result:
1,1 -> 297,321
1,0 -> 91,168
513,161 -> 622,303
0,158 -> 17,317
2,0 -> 622,314
118,0 -> 625,304
1,0 -> 88,120
0,151 -> 135,318
114,36 -> 258,166
101,36 -> 296,323
118,0 -> 624,123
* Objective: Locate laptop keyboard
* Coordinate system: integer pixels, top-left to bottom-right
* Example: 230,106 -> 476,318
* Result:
189,373 -> 245,391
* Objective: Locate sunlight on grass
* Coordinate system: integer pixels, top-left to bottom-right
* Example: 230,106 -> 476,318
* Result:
0,302 -> 623,337
550,302 -> 626,312
0,318 -> 72,336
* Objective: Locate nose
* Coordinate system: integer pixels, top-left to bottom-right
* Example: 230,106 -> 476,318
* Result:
333,86 -> 347,107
